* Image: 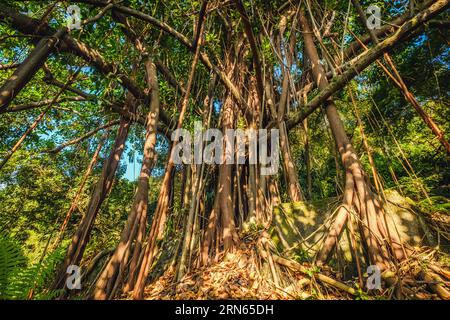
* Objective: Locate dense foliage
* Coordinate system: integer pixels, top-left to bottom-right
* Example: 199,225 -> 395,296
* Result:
0,0 -> 448,300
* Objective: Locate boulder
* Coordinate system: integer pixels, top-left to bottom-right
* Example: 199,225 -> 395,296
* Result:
271,190 -> 429,269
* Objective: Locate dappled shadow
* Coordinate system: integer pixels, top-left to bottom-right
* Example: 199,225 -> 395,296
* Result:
270,190 -> 437,266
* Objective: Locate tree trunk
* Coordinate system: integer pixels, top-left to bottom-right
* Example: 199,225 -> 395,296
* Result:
131,3 -> 207,298
93,59 -> 160,300
275,30 -> 304,202
279,121 -> 304,202
53,104 -> 133,293
299,11 -> 405,271
218,94 -> 240,251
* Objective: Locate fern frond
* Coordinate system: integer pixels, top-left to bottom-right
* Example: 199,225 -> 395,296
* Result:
2,241 -> 65,300
0,234 -> 26,299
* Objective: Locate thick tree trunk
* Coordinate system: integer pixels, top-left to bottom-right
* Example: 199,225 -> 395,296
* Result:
219,94 -> 240,251
299,11 -> 405,271
217,37 -> 248,252
93,59 -> 160,300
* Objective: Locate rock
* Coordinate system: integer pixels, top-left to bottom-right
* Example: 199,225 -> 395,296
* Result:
270,190 -> 430,268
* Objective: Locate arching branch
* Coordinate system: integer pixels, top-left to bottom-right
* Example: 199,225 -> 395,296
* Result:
0,29 -> 66,111
0,4 -> 174,128
286,0 -> 450,129
1,96 -> 86,113
0,63 -> 21,70
44,119 -> 121,154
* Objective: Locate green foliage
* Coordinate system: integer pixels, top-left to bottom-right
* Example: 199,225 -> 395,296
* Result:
0,234 -> 26,299
354,284 -> 371,300
305,265 -> 321,278
0,0 -> 448,300
0,234 -> 65,300
416,196 -> 450,216
293,249 -> 311,264
3,246 -> 65,300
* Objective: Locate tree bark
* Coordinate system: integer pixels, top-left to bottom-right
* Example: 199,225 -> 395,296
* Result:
131,2 -> 207,298
299,10 -> 405,270
93,59 -> 160,300
53,104 -> 133,293
0,29 -> 65,110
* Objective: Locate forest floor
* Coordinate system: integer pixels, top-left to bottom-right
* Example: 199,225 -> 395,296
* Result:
134,191 -> 450,300
139,246 -> 335,300
135,245 -> 450,300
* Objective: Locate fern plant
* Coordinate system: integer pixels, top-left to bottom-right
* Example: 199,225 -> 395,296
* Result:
0,234 -> 26,299
0,234 -> 65,300
5,246 -> 65,299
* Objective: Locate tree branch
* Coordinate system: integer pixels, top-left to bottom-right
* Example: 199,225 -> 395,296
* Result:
0,29 -> 66,111
1,96 -> 86,113
286,0 -> 450,129
71,0 -> 252,115
0,4 -> 173,128
44,119 -> 121,154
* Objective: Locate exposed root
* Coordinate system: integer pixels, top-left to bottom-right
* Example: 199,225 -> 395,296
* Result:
140,246 -> 286,299
137,242 -> 359,300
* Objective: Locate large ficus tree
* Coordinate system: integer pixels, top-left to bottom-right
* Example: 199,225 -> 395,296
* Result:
1,0 -> 449,300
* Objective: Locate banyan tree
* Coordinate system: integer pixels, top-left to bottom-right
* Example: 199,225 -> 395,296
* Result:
1,0 -> 449,300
